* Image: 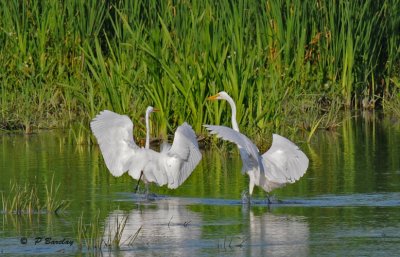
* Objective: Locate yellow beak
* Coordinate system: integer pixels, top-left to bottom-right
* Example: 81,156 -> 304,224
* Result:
153,108 -> 160,112
207,93 -> 220,101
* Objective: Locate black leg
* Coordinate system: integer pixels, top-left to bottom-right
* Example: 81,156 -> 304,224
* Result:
135,171 -> 143,193
266,194 -> 272,205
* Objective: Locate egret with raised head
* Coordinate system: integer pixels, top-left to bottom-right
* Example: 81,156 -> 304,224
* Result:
205,91 -> 309,203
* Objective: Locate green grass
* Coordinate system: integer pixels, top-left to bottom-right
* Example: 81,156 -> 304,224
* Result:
382,78 -> 400,118
1,0 -> 399,142
1,176 -> 69,215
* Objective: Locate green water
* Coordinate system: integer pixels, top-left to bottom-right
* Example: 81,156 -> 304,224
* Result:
1,111 -> 399,256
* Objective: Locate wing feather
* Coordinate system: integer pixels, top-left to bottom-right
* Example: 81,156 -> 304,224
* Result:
262,134 -> 309,184
90,110 -> 139,177
204,125 -> 262,173
161,122 -> 202,189
91,114 -> 202,189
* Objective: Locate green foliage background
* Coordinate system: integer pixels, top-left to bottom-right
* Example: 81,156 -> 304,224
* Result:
1,0 -> 399,140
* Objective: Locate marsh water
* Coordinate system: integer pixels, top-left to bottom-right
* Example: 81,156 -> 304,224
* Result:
1,111 -> 399,256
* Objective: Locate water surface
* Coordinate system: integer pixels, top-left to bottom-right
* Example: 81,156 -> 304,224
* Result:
0,111 -> 399,256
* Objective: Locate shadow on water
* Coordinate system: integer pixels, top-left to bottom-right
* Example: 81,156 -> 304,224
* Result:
0,111 -> 399,256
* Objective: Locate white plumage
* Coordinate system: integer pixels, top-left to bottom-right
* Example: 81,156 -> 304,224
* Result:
205,91 -> 309,195
90,108 -> 202,189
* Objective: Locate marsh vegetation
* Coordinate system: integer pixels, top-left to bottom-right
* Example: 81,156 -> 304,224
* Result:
0,0 -> 399,144
1,175 -> 69,215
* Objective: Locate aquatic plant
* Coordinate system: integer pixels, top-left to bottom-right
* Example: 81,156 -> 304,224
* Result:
76,211 -> 103,251
1,181 -> 40,215
44,174 -> 70,214
1,176 -> 69,215
217,236 -> 249,249
103,213 -> 142,249
76,211 -> 141,252
382,78 -> 400,118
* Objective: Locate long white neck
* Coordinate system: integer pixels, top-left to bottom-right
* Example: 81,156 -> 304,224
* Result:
145,111 -> 151,149
225,95 -> 240,132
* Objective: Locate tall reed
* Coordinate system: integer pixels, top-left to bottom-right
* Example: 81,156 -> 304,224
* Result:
1,0 -> 399,140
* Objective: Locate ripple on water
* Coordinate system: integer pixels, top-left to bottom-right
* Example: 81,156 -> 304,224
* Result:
114,191 -> 400,208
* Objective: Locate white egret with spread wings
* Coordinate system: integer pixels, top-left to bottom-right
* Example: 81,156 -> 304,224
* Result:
205,92 -> 309,202
90,107 -> 202,192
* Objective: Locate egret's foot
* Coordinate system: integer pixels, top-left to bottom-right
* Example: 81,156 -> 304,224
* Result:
241,190 -> 251,205
266,196 -> 271,205
145,192 -> 157,201
133,183 -> 153,199
134,184 -> 141,194
142,183 -> 157,200
265,194 -> 282,205
134,184 -> 147,195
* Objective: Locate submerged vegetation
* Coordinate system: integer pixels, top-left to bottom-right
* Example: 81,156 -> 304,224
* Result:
0,0 -> 399,140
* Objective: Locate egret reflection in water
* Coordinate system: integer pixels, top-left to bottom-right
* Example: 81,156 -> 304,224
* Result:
101,195 -> 310,257
103,198 -> 202,254
246,211 -> 309,257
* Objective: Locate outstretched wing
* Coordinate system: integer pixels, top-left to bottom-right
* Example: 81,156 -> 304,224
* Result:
204,125 -> 262,173
262,134 -> 309,184
90,110 -> 139,177
151,122 -> 202,189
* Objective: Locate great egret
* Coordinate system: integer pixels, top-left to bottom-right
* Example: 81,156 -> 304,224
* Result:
204,91 -> 309,202
90,107 -> 202,191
